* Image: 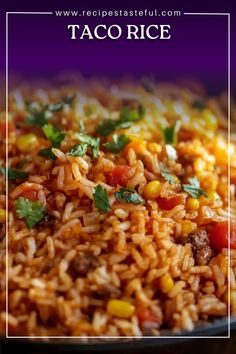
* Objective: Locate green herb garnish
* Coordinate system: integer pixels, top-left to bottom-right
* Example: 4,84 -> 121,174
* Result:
160,167 -> 178,185
182,177 -> 207,198
103,134 -> 131,153
192,101 -> 205,111
75,133 -> 100,159
39,124 -> 65,159
161,120 -> 181,145
0,167 -> 28,180
15,197 -> 45,228
67,143 -> 88,157
120,105 -> 145,122
93,185 -> 110,212
26,95 -> 75,126
96,104 -> 145,137
115,187 -> 144,205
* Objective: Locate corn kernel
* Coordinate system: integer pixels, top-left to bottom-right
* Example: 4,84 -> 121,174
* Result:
148,142 -> 162,154
186,198 -> 200,211
143,180 -> 161,200
207,191 -> 220,201
16,133 -> 39,152
180,220 -> 197,236
126,136 -> 147,154
193,158 -> 206,173
0,208 -> 6,223
107,299 -> 135,318
159,273 -> 174,294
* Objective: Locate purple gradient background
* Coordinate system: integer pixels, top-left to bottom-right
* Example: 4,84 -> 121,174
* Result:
1,0 -> 235,92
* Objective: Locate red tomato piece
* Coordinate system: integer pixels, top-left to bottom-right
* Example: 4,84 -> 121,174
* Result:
21,189 -> 38,201
136,308 -> 161,326
210,221 -> 236,251
0,121 -> 15,138
157,195 -> 184,210
105,165 -> 130,187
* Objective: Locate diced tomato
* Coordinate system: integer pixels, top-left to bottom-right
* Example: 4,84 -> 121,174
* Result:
136,308 -> 161,326
210,221 -> 236,252
105,165 -> 130,187
20,189 -> 38,201
157,195 -> 184,210
0,121 -> 15,138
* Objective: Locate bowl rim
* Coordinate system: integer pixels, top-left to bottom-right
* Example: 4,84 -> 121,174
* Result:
2,317 -> 236,351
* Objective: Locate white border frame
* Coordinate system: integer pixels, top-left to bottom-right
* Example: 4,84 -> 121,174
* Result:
5,11 -> 231,339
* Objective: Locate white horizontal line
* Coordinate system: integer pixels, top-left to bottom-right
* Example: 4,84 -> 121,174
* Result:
184,12 -> 230,16
7,12 -> 53,15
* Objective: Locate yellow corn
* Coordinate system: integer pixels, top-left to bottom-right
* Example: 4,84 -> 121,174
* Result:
16,133 -> 39,152
143,180 -> 161,200
148,142 -> 162,154
180,220 -> 197,236
207,191 -> 220,201
107,299 -> 135,318
193,158 -> 206,173
186,198 -> 200,211
159,273 -> 174,294
0,208 -> 6,223
126,136 -> 147,154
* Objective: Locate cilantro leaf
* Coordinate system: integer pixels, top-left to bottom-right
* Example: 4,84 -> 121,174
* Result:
40,124 -> 65,159
96,104 -> 145,137
0,167 -> 28,180
15,197 -> 45,228
93,185 -> 110,212
42,124 -> 65,148
160,167 -> 178,185
120,105 -> 145,122
161,120 -> 181,145
192,101 -> 205,111
103,134 -> 131,153
75,133 -> 100,159
96,119 -> 120,137
39,148 -> 56,160
182,177 -> 207,198
115,187 -> 144,205
67,143 -> 88,157
26,95 -> 75,126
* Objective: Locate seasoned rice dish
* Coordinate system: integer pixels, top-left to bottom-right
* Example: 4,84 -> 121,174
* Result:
0,78 -> 236,337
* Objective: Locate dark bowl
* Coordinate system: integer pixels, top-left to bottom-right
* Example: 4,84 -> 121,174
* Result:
2,317 -> 236,354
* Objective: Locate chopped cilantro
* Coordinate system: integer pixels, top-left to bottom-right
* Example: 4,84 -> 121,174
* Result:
0,167 -> 28,180
120,105 -> 145,122
75,133 -> 100,159
115,187 -> 144,205
103,134 -> 131,153
161,120 -> 181,145
93,185 -> 110,212
182,177 -> 207,198
15,197 -> 45,228
26,95 -> 75,126
39,124 -> 65,159
160,166 -> 178,185
67,143 -> 88,157
192,101 -> 205,111
96,104 -> 145,137
42,124 -> 65,148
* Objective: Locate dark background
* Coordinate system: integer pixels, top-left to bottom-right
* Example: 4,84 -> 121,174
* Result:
0,0 -> 235,93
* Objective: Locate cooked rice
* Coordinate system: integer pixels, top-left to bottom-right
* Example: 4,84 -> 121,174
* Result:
0,78 -> 236,337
